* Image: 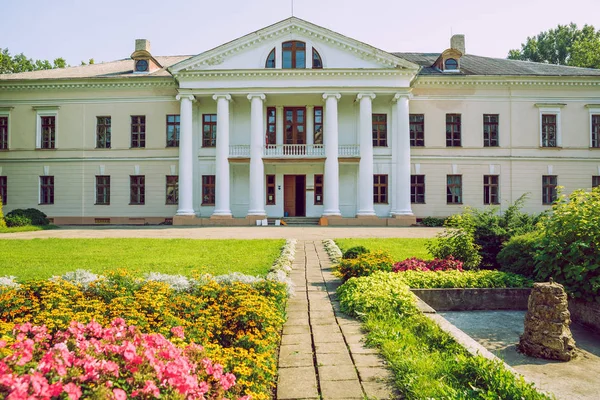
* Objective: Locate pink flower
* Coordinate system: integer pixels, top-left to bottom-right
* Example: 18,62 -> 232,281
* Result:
63,382 -> 82,400
170,326 -> 185,339
142,380 -> 160,398
113,388 -> 127,400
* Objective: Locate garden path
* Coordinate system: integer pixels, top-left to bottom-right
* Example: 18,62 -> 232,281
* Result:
277,240 -> 396,400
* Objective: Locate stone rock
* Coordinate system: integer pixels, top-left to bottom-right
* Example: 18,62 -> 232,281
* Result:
519,281 -> 577,361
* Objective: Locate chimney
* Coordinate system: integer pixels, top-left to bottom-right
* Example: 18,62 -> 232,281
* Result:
135,39 -> 151,53
451,34 -> 465,55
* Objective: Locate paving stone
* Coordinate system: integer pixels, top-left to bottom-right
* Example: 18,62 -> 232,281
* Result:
282,324 -> 310,335
356,366 -> 394,383
287,311 -> 309,320
281,333 -> 312,346
315,341 -> 348,354
348,342 -> 379,354
313,331 -> 345,344
277,366 -> 319,399
352,353 -> 386,368
287,303 -> 308,312
311,310 -> 336,319
320,379 -> 364,399
343,333 -> 365,344
309,301 -> 333,311
338,323 -> 364,336
284,316 -> 310,326
279,343 -> 313,357
361,381 -> 397,399
311,318 -> 339,326
278,352 -> 314,368
318,364 -> 359,381
316,351 -> 353,366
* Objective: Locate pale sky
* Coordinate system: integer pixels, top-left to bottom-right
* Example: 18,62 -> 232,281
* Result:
1,0 -> 599,66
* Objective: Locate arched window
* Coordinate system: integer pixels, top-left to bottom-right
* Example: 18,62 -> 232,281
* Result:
282,41 -> 306,69
312,48 -> 323,69
444,58 -> 458,70
265,48 -> 275,68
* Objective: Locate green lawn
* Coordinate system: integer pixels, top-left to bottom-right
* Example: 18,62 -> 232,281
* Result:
0,225 -> 59,234
0,239 -> 284,281
335,238 -> 431,261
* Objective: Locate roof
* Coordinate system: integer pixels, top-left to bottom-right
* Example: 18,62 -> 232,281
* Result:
0,56 -> 191,80
393,53 -> 600,77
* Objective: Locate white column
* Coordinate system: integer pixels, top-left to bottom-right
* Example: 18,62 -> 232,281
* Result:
307,105 -> 314,145
356,93 -> 376,216
323,93 -> 341,216
212,94 -> 232,217
276,106 -> 284,145
248,93 -> 266,216
175,94 -> 195,215
392,93 -> 413,216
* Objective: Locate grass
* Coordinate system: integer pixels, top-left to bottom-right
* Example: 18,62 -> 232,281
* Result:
0,225 -> 59,234
0,239 -> 284,281
335,238 -> 431,261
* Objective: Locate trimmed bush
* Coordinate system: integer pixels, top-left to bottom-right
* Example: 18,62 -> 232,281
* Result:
393,256 -> 463,272
335,250 -> 394,281
421,216 -> 446,227
496,231 -> 541,278
396,270 -> 533,289
5,208 -> 49,227
342,245 -> 369,259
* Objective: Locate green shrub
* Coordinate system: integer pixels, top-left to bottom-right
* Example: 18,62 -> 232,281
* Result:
342,245 -> 369,259
421,217 -> 446,227
496,231 -> 541,278
335,251 -> 394,281
0,197 -> 5,228
396,270 -> 533,289
5,208 -> 49,227
426,213 -> 482,269
535,188 -> 600,302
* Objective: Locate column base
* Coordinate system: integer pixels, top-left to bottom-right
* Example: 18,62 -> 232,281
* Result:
176,209 -> 196,216
322,211 -> 342,217
210,213 -> 233,219
356,211 -> 376,218
389,214 -> 417,227
247,210 -> 267,217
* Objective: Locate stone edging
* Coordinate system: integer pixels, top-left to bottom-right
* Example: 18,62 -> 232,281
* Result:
321,239 -> 342,263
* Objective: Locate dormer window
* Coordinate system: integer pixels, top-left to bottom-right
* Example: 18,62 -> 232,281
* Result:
265,48 -> 275,68
444,58 -> 458,70
130,39 -> 162,74
135,59 -> 149,73
282,41 -> 305,69
312,48 -> 323,69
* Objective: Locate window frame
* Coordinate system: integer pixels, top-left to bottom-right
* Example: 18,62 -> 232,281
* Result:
312,48 -> 323,69
541,114 -> 558,148
266,108 -> 276,145
410,175 -> 425,204
446,114 -> 461,147
372,114 -> 387,147
314,174 -> 323,205
166,114 -> 180,148
542,175 -> 558,205
536,105 -> 563,148
130,115 -> 146,148
0,176 -> 6,205
166,175 -> 178,205
266,174 -> 276,205
39,176 -> 54,205
95,175 -> 111,205
265,48 -> 276,68
446,175 -> 463,204
35,109 -> 58,149
373,174 -> 388,204
409,114 -> 425,147
0,113 -> 9,150
445,58 -> 459,70
483,175 -> 500,205
592,175 -> 600,189
483,114 -> 499,147
314,106 -> 323,145
96,116 -> 111,149
282,41 -> 306,69
129,175 -> 145,205
202,114 -> 217,148
591,113 -> 600,148
202,175 -> 216,205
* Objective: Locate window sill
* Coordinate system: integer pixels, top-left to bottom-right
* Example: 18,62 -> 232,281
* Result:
129,203 -> 145,205
411,202 -> 426,205
410,145 -> 425,148
539,146 -> 561,149
446,145 -> 463,148
94,203 -> 110,206
95,147 -> 112,150
166,146 -> 179,149
38,203 -> 53,205
589,147 -> 600,150
165,202 -> 178,206
484,203 -> 501,206
36,148 -> 57,150
202,203 -> 215,206
129,147 -> 146,150
447,202 -> 463,205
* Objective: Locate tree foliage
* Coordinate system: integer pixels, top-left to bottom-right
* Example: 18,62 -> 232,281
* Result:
0,48 -> 68,74
508,23 -> 600,69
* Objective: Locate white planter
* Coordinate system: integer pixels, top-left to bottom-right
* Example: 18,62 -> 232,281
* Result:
275,220 -> 281,226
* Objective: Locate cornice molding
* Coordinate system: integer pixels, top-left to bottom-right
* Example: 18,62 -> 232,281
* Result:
175,69 -> 412,80
0,79 -> 177,91
416,76 -> 600,87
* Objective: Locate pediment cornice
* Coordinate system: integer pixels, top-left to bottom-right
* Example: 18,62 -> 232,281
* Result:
175,68 -> 413,81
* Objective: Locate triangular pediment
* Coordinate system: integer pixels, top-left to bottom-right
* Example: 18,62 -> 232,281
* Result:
169,17 -> 419,73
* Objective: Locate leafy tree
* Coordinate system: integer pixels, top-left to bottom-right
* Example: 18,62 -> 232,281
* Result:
0,48 -> 69,74
508,23 -> 600,69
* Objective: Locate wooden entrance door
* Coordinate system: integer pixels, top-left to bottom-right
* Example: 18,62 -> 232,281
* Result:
284,107 -> 306,144
284,175 -> 306,217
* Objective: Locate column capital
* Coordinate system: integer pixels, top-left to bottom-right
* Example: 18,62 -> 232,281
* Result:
322,93 -> 341,101
393,92 -> 413,102
175,94 -> 196,102
247,93 -> 266,101
356,93 -> 376,101
212,93 -> 232,102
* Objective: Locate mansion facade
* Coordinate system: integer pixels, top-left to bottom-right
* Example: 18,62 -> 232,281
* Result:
1,17 -> 600,226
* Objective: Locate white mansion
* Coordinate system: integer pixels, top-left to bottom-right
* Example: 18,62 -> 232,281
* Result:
1,17 -> 600,226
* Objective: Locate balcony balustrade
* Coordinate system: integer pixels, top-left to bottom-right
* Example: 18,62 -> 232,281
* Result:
228,144 -> 360,158
338,144 -> 360,157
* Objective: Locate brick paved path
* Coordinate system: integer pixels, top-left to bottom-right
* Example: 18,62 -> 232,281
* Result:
277,240 -> 396,400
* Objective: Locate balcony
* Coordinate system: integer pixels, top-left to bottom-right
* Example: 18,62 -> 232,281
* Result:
228,144 -> 360,159
338,145 -> 360,158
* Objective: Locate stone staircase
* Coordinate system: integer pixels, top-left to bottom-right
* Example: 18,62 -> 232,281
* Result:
268,217 -> 320,226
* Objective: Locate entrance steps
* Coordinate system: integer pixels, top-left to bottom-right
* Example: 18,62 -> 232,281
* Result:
268,217 -> 320,226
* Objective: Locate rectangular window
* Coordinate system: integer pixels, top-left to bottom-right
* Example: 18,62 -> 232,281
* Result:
483,175 -> 499,205
314,174 -> 323,205
373,174 -> 388,204
202,175 -> 215,205
131,116 -> 146,148
592,176 -> 600,188
483,114 -> 499,147
314,107 -> 323,145
203,114 -> 217,147
41,116 -> 56,149
0,116 -> 8,150
95,176 -> 110,205
446,114 -> 461,147
541,114 -> 557,147
447,175 -> 462,204
411,175 -> 425,204
96,116 -> 111,148
0,176 -> 6,205
166,175 -> 178,205
372,114 -> 387,147
266,108 -> 276,145
409,114 -> 424,147
130,175 -> 145,205
40,176 -> 54,205
166,115 -> 180,147
592,115 -> 600,148
266,174 -> 276,205
542,175 -> 557,205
